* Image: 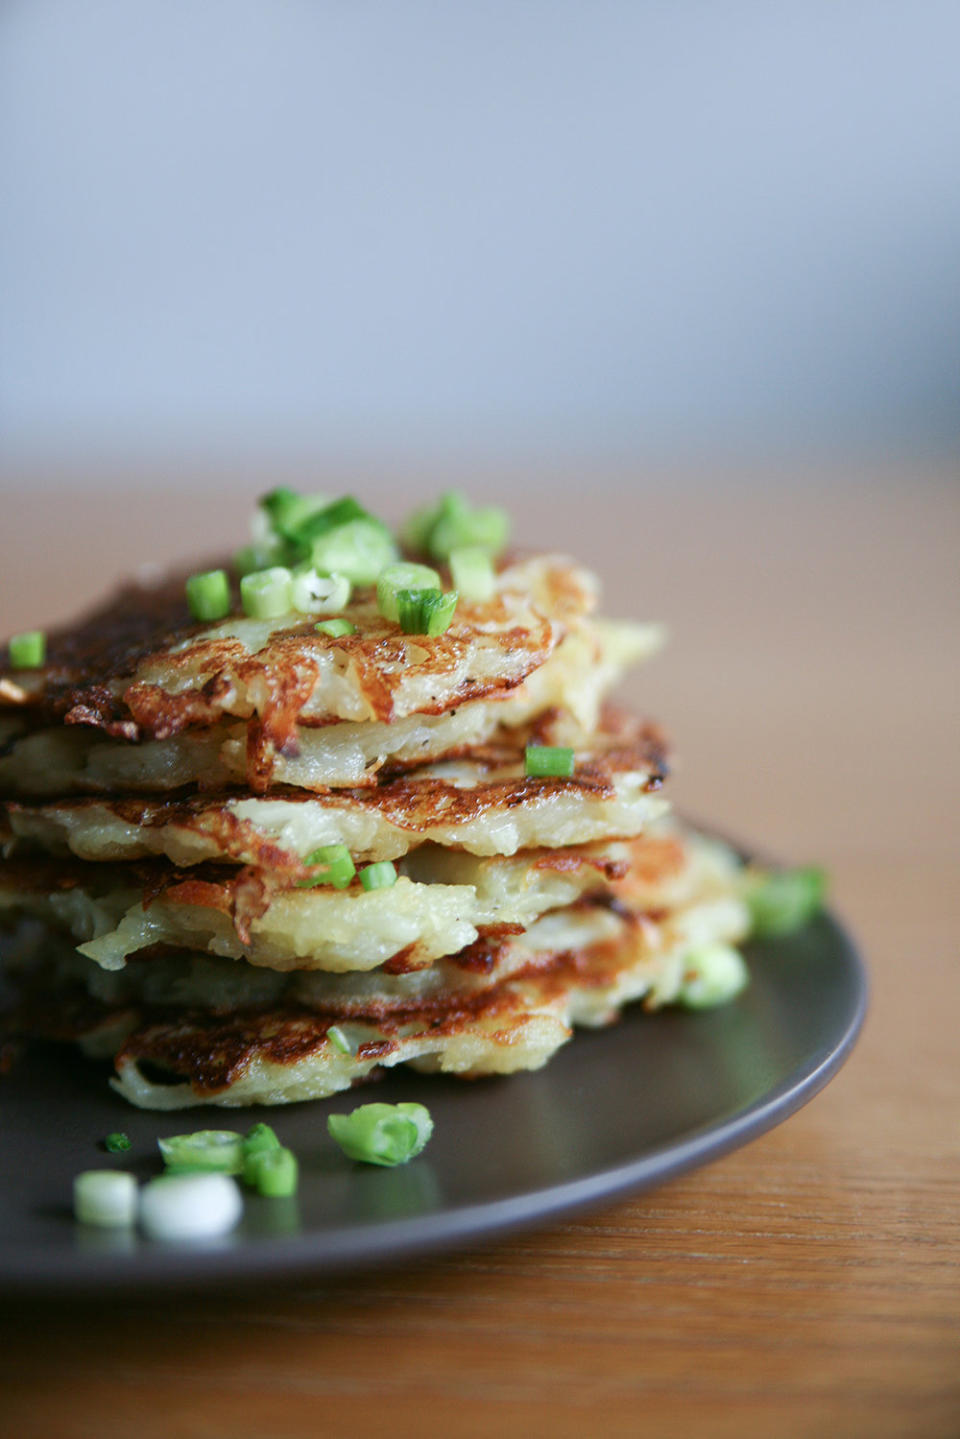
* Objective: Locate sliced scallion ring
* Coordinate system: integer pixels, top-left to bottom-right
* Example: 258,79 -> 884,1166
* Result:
314,617 -> 356,638
245,1147 -> 299,1198
290,566 -> 352,615
240,566 -> 293,619
359,860 -> 398,892
8,630 -> 46,668
327,1102 -> 434,1167
241,1123 -> 282,1186
233,542 -> 282,578
524,745 -> 575,779
396,587 -> 458,636
376,562 -> 442,622
326,1025 -> 354,1055
428,493 -> 510,561
298,843 -> 356,889
259,487 -> 331,546
744,866 -> 826,937
185,568 -> 231,622
139,1173 -> 243,1241
310,519 -> 398,586
449,546 -> 496,603
158,1130 -> 244,1175
677,944 -> 749,1009
104,1132 -> 131,1154
73,1170 -> 138,1228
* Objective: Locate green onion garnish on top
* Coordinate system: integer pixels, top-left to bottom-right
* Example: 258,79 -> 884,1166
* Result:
259,487 -> 331,546
8,630 -> 46,668
744,866 -> 826,937
327,1102 -> 434,1167
233,543 -> 282,578
314,617 -> 356,638
402,492 -> 509,561
287,495 -> 371,546
298,843 -> 356,889
158,1129 -> 244,1175
376,561 -> 442,622
310,518 -> 397,586
359,860 -> 398,892
396,587 -> 458,636
185,568 -> 231,622
103,1132 -> 131,1154
524,745 -> 575,779
290,565 -> 351,615
449,546 -> 496,603
240,566 -> 293,619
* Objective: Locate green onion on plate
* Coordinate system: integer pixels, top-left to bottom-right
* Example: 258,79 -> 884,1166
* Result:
327,1102 -> 434,1167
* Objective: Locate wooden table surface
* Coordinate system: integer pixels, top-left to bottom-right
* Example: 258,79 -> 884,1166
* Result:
0,464 -> 957,1438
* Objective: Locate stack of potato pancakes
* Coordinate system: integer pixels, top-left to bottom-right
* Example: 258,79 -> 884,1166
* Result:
0,492 -> 751,1109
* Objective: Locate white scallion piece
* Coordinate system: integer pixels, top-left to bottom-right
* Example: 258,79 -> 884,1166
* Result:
291,567 -> 352,615
139,1173 -> 243,1241
73,1170 -> 138,1228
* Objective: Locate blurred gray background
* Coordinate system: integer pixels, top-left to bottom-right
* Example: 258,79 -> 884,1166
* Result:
1,0 -> 958,473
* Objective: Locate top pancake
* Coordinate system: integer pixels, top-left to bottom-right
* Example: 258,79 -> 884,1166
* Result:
0,552 -> 597,744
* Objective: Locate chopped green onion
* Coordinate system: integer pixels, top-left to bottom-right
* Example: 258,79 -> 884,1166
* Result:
310,519 -> 397,586
241,1123 -> 281,1186
8,631 -> 45,668
314,618 -> 356,638
524,745 -> 575,779
400,492 -> 510,561
243,1122 -> 280,1154
290,565 -> 351,615
450,546 -> 496,602
240,566 -> 293,619
396,587 -> 458,636
185,569 -> 231,622
259,486 -> 302,528
677,944 -> 749,1009
259,487 -> 332,546
359,860 -> 398,892
298,843 -> 356,889
429,493 -> 509,560
326,1024 -> 353,1055
376,562 -> 442,621
73,1170 -> 138,1228
327,1102 -> 434,1167
139,1173 -> 243,1241
233,542 -> 282,577
244,1146 -> 299,1198
399,500 -> 442,555
158,1129 -> 244,1175
103,1132 -> 131,1154
289,495 -> 372,546
745,866 -> 826,937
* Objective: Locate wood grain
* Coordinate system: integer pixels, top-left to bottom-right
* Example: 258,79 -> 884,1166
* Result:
0,465 -> 957,1438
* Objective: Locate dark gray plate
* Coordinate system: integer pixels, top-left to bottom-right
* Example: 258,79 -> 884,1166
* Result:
0,909 -> 865,1293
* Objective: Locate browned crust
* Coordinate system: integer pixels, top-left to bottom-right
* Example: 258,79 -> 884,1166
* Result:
0,559 -> 581,749
1,708 -> 669,871
3,915 -> 655,1096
